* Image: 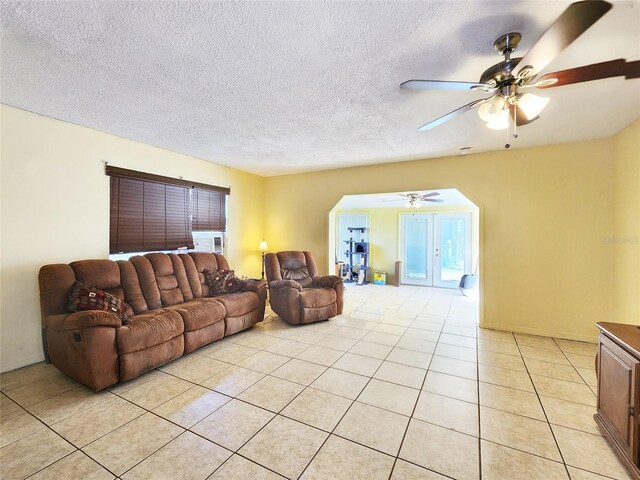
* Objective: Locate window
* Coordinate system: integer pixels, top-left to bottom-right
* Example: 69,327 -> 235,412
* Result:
107,166 -> 229,255
192,188 -> 226,232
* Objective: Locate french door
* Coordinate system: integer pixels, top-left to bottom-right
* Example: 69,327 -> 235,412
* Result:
399,214 -> 434,286
399,212 -> 472,288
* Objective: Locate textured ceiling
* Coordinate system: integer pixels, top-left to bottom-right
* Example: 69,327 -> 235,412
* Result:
1,1 -> 639,176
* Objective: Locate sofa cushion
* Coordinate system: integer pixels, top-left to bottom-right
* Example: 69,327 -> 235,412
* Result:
299,288 -> 337,308
145,253 -> 193,307
118,260 -> 149,314
163,299 -> 226,332
277,251 -> 311,281
70,260 -> 120,291
116,310 -> 183,354
67,281 -> 130,324
189,252 -> 231,297
205,269 -> 244,295
70,259 -> 134,316
214,291 -> 259,317
179,254 -> 203,298
129,255 -> 162,310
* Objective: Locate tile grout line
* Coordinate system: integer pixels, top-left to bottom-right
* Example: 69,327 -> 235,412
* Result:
475,310 -> 488,480
380,289 -> 432,480
551,337 -> 598,393
386,290 -> 453,480
513,335 -> 572,479
296,287 -> 438,479
22,450 -> 81,479
13,288 -> 601,480
296,298 -> 410,480
203,329 -> 354,480
7,401 -> 88,478
0,378 -> 129,479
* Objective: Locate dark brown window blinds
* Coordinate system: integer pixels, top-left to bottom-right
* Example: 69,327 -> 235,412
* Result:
107,167 -> 229,254
109,177 -> 194,253
192,188 -> 226,232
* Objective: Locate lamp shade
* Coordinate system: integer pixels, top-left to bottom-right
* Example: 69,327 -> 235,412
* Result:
486,108 -> 510,130
518,93 -> 549,120
478,95 -> 505,122
258,240 -> 268,252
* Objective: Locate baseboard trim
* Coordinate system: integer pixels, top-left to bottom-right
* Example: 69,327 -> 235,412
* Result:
0,354 -> 46,374
483,322 -> 598,344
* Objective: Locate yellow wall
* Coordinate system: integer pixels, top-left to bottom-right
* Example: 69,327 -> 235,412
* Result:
1,104 -> 637,371
266,138 -> 615,342
612,120 -> 640,324
335,206 -> 478,285
0,105 -> 265,371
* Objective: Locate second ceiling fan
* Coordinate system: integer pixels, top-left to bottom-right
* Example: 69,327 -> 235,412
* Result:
384,192 -> 444,209
401,0 -> 640,133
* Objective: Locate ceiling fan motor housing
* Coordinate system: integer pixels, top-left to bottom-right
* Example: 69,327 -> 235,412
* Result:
479,57 -> 523,85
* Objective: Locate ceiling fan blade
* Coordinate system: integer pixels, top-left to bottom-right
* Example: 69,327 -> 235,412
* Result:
534,59 -> 640,88
418,192 -> 441,199
418,98 -> 489,131
514,0 -> 612,79
423,199 -> 444,203
401,79 -> 495,92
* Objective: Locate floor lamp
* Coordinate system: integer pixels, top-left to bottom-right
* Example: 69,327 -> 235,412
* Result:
258,240 -> 268,279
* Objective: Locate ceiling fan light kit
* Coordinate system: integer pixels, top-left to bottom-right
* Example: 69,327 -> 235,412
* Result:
477,96 -> 504,122
400,0 -> 637,148
486,109 -> 510,131
517,93 -> 550,121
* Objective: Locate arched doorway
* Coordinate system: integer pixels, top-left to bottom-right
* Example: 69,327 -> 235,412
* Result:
328,188 -> 482,325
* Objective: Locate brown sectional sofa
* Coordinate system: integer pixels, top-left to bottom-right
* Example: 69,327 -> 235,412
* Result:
39,252 -> 266,391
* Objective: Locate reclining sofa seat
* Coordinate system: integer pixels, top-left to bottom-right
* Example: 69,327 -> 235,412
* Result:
39,252 -> 266,391
265,251 -> 343,324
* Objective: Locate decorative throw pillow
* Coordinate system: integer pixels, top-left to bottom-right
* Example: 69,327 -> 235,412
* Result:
67,281 -> 130,324
204,269 -> 245,295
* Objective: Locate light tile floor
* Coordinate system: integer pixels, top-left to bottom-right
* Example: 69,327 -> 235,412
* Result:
0,284 -> 632,480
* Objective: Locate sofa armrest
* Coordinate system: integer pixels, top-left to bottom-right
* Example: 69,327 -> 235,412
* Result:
269,279 -> 302,291
240,278 -> 267,292
311,275 -> 343,288
48,311 -> 122,331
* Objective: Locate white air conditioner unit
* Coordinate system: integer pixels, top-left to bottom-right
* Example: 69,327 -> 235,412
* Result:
192,231 -> 224,254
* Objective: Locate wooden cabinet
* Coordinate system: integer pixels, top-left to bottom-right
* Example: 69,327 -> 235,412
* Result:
595,322 -> 640,480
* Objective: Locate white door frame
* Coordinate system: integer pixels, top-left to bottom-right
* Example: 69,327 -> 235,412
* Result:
433,212 -> 472,288
398,213 -> 434,286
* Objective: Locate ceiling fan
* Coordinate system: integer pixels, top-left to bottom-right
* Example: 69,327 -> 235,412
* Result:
384,192 -> 444,209
401,0 -> 640,139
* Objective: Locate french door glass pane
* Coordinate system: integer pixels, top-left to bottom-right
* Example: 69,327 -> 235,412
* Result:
440,218 -> 466,281
405,218 -> 427,279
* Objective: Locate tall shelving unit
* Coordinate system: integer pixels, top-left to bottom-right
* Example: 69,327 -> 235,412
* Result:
344,227 -> 369,285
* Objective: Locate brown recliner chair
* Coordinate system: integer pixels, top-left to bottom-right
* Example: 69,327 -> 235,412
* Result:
265,251 -> 343,324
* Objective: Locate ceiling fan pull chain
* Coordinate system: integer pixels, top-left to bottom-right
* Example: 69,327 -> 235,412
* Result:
505,109 -> 512,149
505,120 -> 510,149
